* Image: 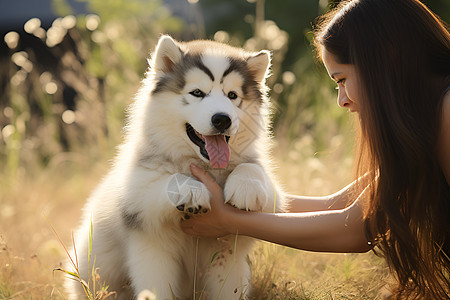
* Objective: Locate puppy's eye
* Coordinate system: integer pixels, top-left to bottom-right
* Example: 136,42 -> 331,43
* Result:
190,89 -> 206,98
227,91 -> 238,100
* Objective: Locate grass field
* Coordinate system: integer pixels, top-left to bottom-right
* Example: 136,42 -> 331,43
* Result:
0,143 -> 391,299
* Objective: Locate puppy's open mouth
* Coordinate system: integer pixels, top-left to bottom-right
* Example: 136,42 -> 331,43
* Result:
186,123 -> 231,169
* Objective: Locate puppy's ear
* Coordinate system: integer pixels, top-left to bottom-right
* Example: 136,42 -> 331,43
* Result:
247,50 -> 271,82
152,35 -> 183,73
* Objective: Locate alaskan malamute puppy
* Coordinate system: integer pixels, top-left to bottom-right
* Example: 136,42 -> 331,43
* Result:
66,35 -> 284,300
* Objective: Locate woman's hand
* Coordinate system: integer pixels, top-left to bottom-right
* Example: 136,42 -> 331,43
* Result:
180,164 -> 237,238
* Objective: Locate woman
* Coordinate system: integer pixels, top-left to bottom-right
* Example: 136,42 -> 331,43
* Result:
181,0 -> 450,298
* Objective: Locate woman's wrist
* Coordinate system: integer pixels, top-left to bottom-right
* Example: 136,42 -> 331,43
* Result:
218,203 -> 242,235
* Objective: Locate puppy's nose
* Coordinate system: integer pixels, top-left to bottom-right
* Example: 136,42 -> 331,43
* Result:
211,113 -> 231,132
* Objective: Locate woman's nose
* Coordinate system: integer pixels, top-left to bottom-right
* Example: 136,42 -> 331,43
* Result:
337,87 -> 351,108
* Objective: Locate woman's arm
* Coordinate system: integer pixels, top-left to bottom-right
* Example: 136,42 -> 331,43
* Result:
181,164 -> 374,253
286,179 -> 362,213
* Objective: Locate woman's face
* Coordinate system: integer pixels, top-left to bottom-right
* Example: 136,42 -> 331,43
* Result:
322,49 -> 361,113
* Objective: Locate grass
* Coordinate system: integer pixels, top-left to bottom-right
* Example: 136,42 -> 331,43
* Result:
249,243 -> 389,299
45,213 -> 116,300
0,144 -> 391,299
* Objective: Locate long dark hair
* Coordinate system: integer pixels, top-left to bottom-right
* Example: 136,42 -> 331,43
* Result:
314,0 -> 450,298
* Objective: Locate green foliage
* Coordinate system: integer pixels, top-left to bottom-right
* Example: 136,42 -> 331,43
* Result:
52,0 -> 73,16
0,0 -> 184,178
0,281 -> 12,300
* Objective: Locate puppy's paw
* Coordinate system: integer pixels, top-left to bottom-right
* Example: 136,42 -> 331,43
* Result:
224,163 -> 270,211
167,173 -> 210,219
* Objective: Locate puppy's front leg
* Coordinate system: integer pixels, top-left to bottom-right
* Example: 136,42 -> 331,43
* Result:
122,171 -> 210,298
120,169 -> 210,232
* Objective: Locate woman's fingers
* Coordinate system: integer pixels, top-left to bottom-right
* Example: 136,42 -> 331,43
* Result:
190,164 -> 221,194
179,164 -> 232,238
180,217 -> 197,235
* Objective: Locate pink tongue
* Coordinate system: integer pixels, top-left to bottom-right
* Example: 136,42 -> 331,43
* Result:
204,135 -> 230,169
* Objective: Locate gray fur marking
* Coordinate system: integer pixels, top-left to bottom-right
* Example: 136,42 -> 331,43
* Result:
122,210 -> 143,230
152,53 -> 215,95
223,57 -> 263,102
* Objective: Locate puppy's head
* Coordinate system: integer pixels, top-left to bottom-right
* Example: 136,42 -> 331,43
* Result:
147,35 -> 271,168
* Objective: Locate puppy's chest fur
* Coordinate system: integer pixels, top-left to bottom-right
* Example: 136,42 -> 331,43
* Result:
137,153 -> 248,188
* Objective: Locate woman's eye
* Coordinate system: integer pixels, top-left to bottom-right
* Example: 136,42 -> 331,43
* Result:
336,79 -> 346,85
189,89 -> 206,98
228,91 -> 238,100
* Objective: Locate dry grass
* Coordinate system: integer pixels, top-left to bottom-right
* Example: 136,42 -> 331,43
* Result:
0,143 -> 390,299
249,242 -> 389,299
0,160 -> 107,299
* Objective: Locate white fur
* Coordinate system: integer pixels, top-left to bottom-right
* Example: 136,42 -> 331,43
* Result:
66,35 -> 285,300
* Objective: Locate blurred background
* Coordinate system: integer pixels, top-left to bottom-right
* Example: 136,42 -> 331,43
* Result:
0,0 -> 448,298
